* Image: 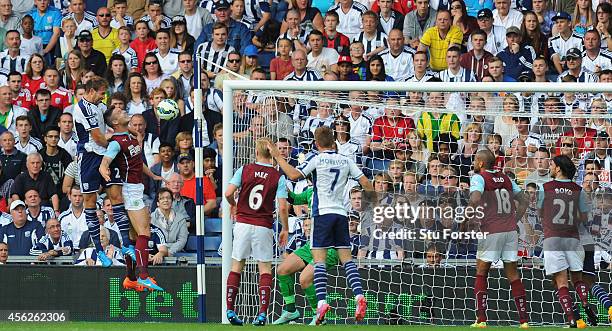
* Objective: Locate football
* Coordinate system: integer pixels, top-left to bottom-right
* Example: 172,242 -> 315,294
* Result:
156,98 -> 179,120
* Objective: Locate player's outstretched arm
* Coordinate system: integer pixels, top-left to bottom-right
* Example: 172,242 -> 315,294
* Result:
267,142 -> 303,181
99,156 -> 114,182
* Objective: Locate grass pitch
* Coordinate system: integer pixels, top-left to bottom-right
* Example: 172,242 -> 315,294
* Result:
0,323 -> 580,331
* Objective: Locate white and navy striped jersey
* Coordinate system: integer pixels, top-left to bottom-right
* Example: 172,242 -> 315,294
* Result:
140,14 -> 172,30
509,133 -> 544,154
0,213 -> 11,226
16,136 -> 43,155
0,67 -> 9,86
153,48 -> 180,75
284,69 -> 323,82
112,47 -> 139,70
557,69 -> 598,83
198,0 -> 215,12
147,225 -> 167,255
30,231 -> 73,256
327,1 -> 368,40
439,67 -> 476,112
73,97 -> 107,155
27,206 -> 55,227
347,112 -> 373,148
360,223 -> 404,261
196,42 -> 235,74
297,150 -> 365,216
547,33 -> 583,59
242,0 -> 271,24
336,138 -> 362,164
380,46 -> 415,81
63,11 -> 98,34
353,30 -> 388,55
59,207 -> 88,250
110,15 -> 135,29
0,51 -> 27,72
582,49 -> 612,72
205,88 -> 223,113
301,115 -> 335,136
404,71 -> 438,82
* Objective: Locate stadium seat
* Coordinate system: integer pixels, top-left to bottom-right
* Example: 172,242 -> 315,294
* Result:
204,235 -> 222,251
204,218 -> 222,234
184,235 -> 198,252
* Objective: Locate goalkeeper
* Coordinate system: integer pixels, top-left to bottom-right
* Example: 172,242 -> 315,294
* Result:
274,187 -> 340,325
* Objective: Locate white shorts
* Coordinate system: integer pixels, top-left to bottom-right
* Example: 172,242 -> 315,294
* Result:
543,237 -> 584,275
122,183 -> 146,211
476,231 -> 519,263
232,222 -> 273,262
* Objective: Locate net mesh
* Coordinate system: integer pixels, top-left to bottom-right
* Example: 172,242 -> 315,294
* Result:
226,86 -> 612,326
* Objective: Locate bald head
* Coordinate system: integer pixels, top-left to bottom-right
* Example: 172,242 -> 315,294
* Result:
475,149 -> 495,170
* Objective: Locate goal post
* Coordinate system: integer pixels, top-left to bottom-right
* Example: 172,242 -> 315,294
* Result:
220,80 -> 612,325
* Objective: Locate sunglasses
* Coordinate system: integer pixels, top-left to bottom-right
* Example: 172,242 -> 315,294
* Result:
144,61 -> 158,65
98,13 -> 111,17
227,59 -> 240,63
179,60 -> 192,63
561,143 -> 574,147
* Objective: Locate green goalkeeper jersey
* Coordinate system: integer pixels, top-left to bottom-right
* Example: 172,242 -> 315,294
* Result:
293,242 -> 339,268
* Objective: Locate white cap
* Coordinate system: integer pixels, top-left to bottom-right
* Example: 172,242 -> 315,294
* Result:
9,200 -> 25,212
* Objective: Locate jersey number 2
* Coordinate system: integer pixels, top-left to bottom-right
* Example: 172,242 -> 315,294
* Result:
249,184 -> 264,210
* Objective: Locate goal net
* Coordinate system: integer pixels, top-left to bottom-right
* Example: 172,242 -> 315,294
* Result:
219,80 -> 612,326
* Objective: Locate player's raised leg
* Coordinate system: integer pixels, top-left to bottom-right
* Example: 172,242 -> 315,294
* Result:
299,264 -> 322,324
334,216 -> 366,322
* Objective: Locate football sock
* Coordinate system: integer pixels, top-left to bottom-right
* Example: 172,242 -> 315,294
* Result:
85,208 -> 103,252
313,263 -> 327,302
135,235 -> 149,280
259,273 -> 272,314
112,203 -> 131,246
573,281 -> 590,306
591,284 -> 612,309
474,274 -> 488,323
124,255 -> 136,281
558,286 -> 575,321
511,279 -> 528,324
278,274 -> 296,312
304,285 -> 318,313
342,261 -> 363,296
226,271 -> 241,311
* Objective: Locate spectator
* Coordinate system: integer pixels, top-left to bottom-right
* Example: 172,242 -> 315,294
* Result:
509,116 -> 544,155
59,18 -> 77,60
64,0 -> 97,35
366,55 -> 393,81
173,51 -> 196,98
451,0 -> 479,45
150,142 -> 177,188
130,20 -> 157,72
76,225 -> 124,265
29,0 -> 62,66
27,89 -> 62,139
180,0 -> 213,42
125,72 -> 148,115
0,131 -> 26,186
406,50 -> 437,82
572,0 -> 595,36
0,199 -> 44,255
0,241 -> 6,263
578,131 -> 611,185
595,3 -> 612,49
453,123 -> 482,180
419,10 -> 463,71
15,116 -> 42,155
497,26 -> 536,80
177,153 -> 217,216
380,29 -> 415,80
417,90 -> 461,151
548,11 -> 583,74
278,9 -> 308,54
557,47 -> 598,82
146,224 -> 170,264
403,0 -> 436,49
57,113 -> 77,159
19,15 -> 43,61
286,0 -> 324,35
493,0 -> 524,29
25,189 -> 54,227
493,94 -> 520,146
582,30 -> 612,72
76,30 -> 107,76
0,0 -> 19,32
525,147 -> 552,187
355,11 -> 388,60
196,22 -> 235,82
531,96 -> 570,146
0,30 -> 27,73
22,54 -> 46,96
505,137 -> 536,185
60,50 -> 86,92
195,0 -> 252,55
322,11 -> 350,55
532,0 -> 555,35
91,7 -> 119,63
376,0 -> 405,35
419,243 -> 451,267
469,9 -> 507,55
0,86 -> 27,134
59,185 -> 87,250
306,30 -> 339,75
30,218 -> 73,260
440,46 -> 476,110
417,155 -> 445,197
153,29 -> 179,76
8,72 -> 34,110
141,52 -> 167,93
129,114 -> 160,168
371,97 -> 414,167
406,130 -> 429,174
109,0 -> 134,30
556,107 -> 597,158
140,0 -> 172,32
43,67 -> 72,113
11,153 -> 59,213
522,11 -> 549,61
269,40 -> 293,80
150,187 -> 189,256
41,126 -> 72,197
460,30 -> 493,80
357,210 -> 405,262
142,88 -> 181,146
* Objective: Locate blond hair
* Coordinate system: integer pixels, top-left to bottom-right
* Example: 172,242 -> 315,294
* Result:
256,138 -> 272,159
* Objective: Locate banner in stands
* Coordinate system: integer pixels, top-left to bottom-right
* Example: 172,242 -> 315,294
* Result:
1,265 -> 610,324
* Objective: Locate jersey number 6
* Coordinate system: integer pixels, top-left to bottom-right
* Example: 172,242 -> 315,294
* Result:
249,184 -> 264,210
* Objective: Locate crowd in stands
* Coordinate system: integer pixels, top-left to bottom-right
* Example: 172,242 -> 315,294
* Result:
0,0 -> 609,267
